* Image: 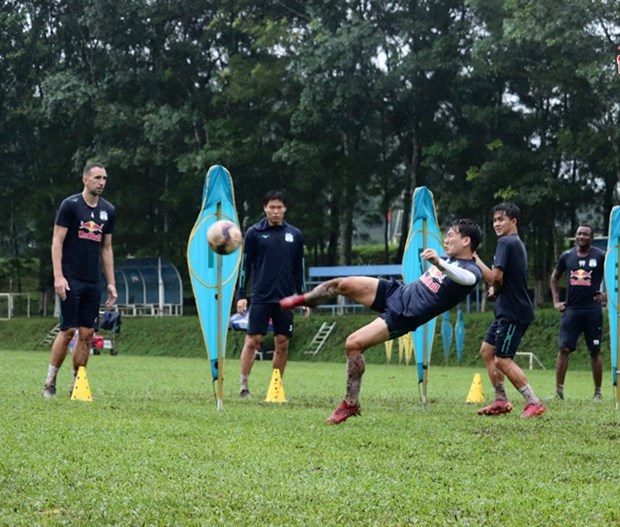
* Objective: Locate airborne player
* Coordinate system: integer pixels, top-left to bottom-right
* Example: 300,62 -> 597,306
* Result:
280,218 -> 483,424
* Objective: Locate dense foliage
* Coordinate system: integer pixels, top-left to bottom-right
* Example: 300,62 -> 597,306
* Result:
1,0 -> 619,305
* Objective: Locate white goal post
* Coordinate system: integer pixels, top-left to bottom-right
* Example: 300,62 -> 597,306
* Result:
0,293 -> 32,320
515,351 -> 545,370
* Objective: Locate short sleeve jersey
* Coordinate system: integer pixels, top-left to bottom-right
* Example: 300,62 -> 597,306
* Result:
555,246 -> 605,309
493,233 -> 535,323
236,218 -> 305,303
55,193 -> 116,283
400,257 -> 482,324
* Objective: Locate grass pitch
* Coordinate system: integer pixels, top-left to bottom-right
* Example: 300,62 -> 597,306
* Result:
1,349 -> 619,526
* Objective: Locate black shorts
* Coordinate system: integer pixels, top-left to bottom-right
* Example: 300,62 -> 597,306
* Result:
248,303 -> 294,337
559,308 -> 602,354
373,279 -> 421,340
484,318 -> 529,359
59,278 -> 101,330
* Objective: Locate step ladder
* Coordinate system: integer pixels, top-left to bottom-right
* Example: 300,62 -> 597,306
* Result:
35,323 -> 61,349
304,322 -> 336,355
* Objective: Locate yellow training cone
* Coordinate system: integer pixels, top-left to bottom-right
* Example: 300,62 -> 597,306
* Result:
265,369 -> 287,403
398,333 -> 413,365
71,366 -> 93,401
404,333 -> 413,365
384,339 -> 394,363
466,373 -> 484,403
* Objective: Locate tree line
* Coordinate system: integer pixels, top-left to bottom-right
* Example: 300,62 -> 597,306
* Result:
1,0 -> 619,306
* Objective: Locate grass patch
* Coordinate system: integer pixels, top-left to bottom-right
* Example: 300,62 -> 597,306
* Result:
1,349 -> 619,526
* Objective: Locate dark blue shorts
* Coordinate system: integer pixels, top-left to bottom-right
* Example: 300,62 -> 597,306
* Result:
484,318 -> 529,359
248,303 -> 294,337
373,279 -> 421,339
59,278 -> 101,330
559,308 -> 602,355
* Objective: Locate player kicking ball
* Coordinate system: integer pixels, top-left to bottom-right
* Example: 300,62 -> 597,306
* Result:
280,219 -> 483,424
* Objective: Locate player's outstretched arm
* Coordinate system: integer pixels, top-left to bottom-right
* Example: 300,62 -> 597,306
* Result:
435,259 -> 478,286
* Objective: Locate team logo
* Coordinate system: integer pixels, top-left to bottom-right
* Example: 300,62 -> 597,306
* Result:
589,258 -> 597,268
285,233 -> 294,243
569,269 -> 592,287
420,265 -> 445,293
100,210 -> 108,221
78,220 -> 103,242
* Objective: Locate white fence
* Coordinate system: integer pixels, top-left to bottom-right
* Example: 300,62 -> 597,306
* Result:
0,293 -> 32,320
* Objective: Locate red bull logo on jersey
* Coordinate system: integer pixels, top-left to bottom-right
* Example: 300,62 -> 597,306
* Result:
569,268 -> 592,287
78,220 -> 103,242
420,265 -> 445,293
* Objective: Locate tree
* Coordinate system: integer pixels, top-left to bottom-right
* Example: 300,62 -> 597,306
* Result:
463,0 -> 619,304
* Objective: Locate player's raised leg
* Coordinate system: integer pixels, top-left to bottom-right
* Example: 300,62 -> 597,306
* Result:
280,276 -> 379,310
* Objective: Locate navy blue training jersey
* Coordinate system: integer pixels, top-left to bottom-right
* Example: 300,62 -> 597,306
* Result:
55,193 -> 116,283
492,233 -> 535,323
400,257 -> 482,324
555,246 -> 605,309
237,218 -> 305,303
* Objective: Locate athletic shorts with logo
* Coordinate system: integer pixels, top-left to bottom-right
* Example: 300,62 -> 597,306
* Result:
559,307 -> 602,354
59,278 -> 101,330
484,318 -> 529,358
248,303 -> 294,337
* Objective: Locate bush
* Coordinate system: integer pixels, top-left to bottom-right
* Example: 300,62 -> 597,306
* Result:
2,308 -> 609,372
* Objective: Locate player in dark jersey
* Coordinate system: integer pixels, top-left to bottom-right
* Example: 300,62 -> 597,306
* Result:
236,191 -> 308,398
550,224 -> 606,401
43,163 -> 117,398
475,203 -> 545,418
280,218 -> 483,424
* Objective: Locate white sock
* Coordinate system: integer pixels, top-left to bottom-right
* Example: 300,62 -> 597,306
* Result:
518,384 -> 539,405
45,365 -> 59,385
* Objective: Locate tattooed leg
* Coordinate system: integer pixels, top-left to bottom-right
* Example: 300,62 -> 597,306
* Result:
302,278 -> 344,307
344,353 -> 365,406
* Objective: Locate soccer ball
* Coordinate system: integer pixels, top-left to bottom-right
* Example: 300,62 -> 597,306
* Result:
207,220 -> 242,255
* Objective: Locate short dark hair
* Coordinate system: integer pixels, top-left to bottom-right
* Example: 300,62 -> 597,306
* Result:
263,190 -> 287,207
452,218 -> 482,251
83,162 -> 105,176
491,202 -> 520,223
577,224 -> 594,237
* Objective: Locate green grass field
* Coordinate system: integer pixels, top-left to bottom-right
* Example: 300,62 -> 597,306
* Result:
2,349 -> 620,526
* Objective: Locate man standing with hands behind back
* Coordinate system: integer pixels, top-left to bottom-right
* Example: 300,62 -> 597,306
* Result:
43,162 -> 117,398
550,224 -> 606,401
